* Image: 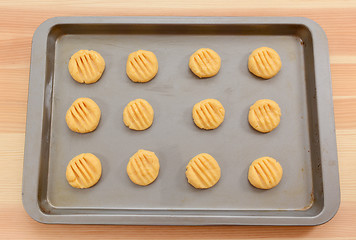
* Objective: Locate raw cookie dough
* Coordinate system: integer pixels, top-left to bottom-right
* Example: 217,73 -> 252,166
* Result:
68,50 -> 105,84
123,98 -> 154,131
192,99 -> 225,130
248,99 -> 281,133
66,153 -> 102,189
248,47 -> 281,79
248,156 -> 283,189
126,50 -> 158,83
66,97 -> 101,133
189,48 -> 221,78
127,149 -> 160,186
186,153 -> 221,189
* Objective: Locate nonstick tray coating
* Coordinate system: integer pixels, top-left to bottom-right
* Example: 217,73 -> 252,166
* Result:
23,17 -> 339,225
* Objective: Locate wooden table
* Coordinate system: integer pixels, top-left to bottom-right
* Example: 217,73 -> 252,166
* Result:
1,0 -> 355,239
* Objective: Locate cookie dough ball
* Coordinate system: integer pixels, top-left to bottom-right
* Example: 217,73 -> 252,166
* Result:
248,47 -> 281,79
127,149 -> 160,186
186,153 -> 221,189
66,153 -> 102,189
126,50 -> 158,83
68,50 -> 105,84
248,157 -> 283,189
189,48 -> 221,78
193,99 -> 225,130
248,99 -> 281,133
66,98 -> 101,133
123,99 -> 154,131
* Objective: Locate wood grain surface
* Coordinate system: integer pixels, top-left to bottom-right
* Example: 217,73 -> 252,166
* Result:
1,0 -> 356,239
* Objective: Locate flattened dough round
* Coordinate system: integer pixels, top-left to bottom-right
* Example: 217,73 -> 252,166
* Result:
66,153 -> 102,189
186,153 -> 221,189
66,98 -> 101,133
248,156 -> 283,189
248,99 -> 281,133
68,50 -> 105,84
123,99 -> 154,131
189,48 -> 221,78
248,47 -> 281,79
193,99 -> 225,130
127,149 -> 160,186
126,50 -> 158,83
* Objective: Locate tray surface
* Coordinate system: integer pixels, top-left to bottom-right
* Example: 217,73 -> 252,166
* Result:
23,16 -> 340,225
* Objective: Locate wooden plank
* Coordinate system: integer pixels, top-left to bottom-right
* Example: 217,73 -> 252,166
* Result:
0,0 -> 355,238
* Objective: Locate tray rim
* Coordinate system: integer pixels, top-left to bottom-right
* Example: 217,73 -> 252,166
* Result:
22,16 -> 340,226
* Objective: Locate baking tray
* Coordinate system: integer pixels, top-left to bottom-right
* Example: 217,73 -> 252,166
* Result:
23,17 -> 340,225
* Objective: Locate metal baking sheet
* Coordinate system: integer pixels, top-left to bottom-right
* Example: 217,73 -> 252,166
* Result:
22,17 -> 340,225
